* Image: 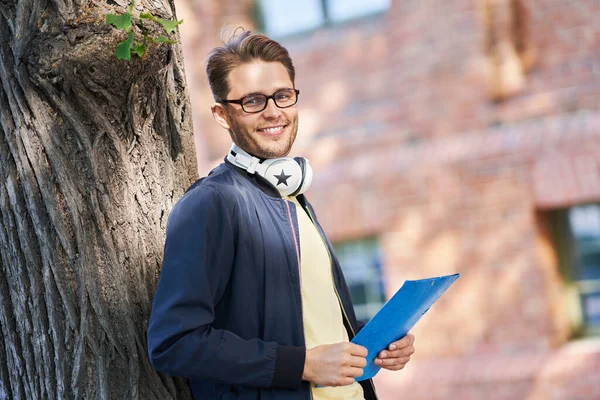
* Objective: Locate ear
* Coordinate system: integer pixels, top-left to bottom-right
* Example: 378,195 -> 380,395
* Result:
211,103 -> 231,130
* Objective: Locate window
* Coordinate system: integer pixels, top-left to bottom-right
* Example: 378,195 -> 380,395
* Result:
550,204 -> 600,336
257,0 -> 391,37
333,238 -> 386,322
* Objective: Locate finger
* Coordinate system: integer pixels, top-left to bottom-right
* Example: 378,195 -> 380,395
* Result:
348,343 -> 368,357
375,356 -> 411,368
375,355 -> 411,366
342,366 -> 364,378
382,363 -> 409,371
378,345 -> 415,359
332,376 -> 356,387
388,333 -> 415,351
343,353 -> 367,368
348,355 -> 367,368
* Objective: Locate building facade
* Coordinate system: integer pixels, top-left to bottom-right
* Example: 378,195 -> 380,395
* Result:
175,0 -> 600,398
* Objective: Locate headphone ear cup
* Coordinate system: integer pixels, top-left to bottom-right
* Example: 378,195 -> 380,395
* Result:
292,157 -> 313,196
299,159 -> 313,194
262,157 -> 303,197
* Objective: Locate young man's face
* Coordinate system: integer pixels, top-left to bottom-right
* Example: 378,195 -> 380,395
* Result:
211,61 -> 299,159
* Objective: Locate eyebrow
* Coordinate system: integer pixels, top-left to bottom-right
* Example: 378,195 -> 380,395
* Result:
239,87 -> 294,98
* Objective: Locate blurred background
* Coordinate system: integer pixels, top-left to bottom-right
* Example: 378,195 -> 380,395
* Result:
172,0 -> 600,399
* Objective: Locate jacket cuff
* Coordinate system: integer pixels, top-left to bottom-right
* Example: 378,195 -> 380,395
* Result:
271,345 -> 305,389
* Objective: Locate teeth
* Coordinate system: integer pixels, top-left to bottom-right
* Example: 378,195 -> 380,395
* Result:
261,126 -> 283,133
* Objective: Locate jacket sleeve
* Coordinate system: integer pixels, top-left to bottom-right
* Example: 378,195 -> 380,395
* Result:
147,185 -> 305,388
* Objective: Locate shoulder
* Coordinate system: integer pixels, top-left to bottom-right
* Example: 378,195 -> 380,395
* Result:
183,163 -> 233,194
170,165 -> 239,221
185,163 -> 244,198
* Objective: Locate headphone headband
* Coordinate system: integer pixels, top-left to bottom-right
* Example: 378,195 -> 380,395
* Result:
227,143 -> 312,196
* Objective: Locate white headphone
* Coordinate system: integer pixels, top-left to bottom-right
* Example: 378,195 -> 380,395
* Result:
227,143 -> 313,196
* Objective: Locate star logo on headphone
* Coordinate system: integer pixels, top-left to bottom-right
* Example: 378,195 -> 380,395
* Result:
274,169 -> 292,186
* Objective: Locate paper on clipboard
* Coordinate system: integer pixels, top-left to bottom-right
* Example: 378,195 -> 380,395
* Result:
351,273 -> 460,381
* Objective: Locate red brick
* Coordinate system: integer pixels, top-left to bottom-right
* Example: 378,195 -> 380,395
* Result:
176,1 -> 600,398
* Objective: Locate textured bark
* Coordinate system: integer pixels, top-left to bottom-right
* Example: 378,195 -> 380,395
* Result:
0,0 -> 197,398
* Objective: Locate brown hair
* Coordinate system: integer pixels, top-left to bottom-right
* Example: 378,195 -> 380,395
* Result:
206,29 -> 296,101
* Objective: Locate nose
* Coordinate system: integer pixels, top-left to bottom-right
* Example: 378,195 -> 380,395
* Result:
261,97 -> 283,119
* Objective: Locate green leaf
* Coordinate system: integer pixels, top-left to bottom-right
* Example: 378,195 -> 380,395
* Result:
106,13 -> 132,31
156,18 -> 183,34
115,31 -> 134,61
140,12 -> 157,21
153,35 -> 176,44
132,43 -> 146,57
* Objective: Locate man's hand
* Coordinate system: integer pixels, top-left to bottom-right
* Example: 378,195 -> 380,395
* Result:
302,343 -> 367,387
374,333 -> 415,371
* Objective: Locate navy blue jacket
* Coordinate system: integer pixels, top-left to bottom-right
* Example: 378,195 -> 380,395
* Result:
147,161 -> 378,400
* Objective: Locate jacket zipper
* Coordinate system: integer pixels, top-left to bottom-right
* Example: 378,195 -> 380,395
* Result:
304,205 -> 379,400
283,199 -> 313,400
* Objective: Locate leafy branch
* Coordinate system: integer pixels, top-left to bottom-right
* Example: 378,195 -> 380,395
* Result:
105,0 -> 183,61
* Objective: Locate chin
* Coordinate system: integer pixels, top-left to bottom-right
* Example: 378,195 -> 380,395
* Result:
260,149 -> 289,159
256,142 -> 292,159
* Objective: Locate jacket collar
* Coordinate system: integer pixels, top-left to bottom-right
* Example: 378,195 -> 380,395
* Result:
224,157 -> 281,198
223,158 -> 309,206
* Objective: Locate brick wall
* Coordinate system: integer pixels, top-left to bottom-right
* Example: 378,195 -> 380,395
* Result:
175,0 -> 600,398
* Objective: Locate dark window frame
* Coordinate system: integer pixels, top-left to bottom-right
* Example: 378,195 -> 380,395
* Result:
547,204 -> 600,338
255,0 -> 391,39
333,237 -> 386,323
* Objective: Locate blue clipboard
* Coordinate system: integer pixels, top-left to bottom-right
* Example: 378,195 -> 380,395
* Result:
351,273 -> 460,381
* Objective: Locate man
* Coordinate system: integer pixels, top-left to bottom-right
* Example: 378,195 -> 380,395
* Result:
147,30 -> 415,400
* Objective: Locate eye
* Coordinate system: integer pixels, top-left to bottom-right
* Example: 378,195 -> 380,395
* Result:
275,91 -> 292,100
243,96 -> 262,105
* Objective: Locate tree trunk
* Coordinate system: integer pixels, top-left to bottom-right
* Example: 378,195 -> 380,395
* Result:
0,0 -> 197,398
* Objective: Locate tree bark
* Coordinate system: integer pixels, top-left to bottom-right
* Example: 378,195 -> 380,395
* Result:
0,0 -> 197,398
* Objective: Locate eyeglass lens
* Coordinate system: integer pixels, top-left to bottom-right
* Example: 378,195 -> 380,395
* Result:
242,89 -> 297,112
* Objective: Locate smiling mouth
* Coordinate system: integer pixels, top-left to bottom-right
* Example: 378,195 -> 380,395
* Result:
257,125 -> 287,135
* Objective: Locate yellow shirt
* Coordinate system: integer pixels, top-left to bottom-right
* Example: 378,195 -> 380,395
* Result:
287,196 -> 364,400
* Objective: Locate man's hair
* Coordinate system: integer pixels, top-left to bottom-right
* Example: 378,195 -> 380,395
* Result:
206,29 -> 296,102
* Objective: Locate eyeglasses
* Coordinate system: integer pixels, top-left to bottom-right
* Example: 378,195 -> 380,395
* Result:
218,88 -> 300,113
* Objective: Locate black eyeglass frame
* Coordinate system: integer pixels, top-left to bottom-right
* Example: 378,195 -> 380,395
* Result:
218,88 -> 300,113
